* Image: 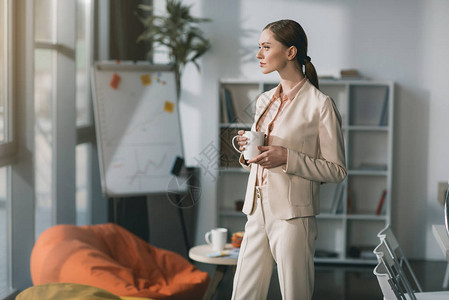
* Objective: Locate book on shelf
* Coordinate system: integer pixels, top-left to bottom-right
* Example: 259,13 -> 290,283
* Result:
347,187 -> 353,215
378,87 -> 389,126
329,184 -> 339,214
336,189 -> 344,214
222,87 -> 237,123
340,69 -> 364,80
319,75 -> 337,80
376,189 -> 387,215
330,183 -> 345,214
221,86 -> 257,124
220,88 -> 229,123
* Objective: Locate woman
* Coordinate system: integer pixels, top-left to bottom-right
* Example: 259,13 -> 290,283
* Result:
231,20 -> 347,300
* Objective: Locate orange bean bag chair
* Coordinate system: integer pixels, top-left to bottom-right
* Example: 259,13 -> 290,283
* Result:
30,223 -> 209,299
17,282 -> 153,300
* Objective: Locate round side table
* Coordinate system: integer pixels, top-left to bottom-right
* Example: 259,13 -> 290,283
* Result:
189,243 -> 238,300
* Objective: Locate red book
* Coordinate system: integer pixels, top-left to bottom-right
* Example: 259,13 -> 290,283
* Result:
110,73 -> 121,89
376,189 -> 387,215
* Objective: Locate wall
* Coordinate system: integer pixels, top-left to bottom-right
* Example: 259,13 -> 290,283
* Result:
155,0 -> 449,260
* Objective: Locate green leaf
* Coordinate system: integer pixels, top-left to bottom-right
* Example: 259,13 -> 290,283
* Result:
136,0 -> 211,97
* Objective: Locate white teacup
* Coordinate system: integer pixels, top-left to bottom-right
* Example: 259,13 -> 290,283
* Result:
205,228 -> 228,252
232,131 -> 265,160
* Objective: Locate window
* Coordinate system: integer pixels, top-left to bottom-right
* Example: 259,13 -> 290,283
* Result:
0,166 -> 8,293
0,0 -> 12,294
5,0 -> 96,293
76,0 -> 93,225
76,0 -> 91,127
34,0 -> 95,233
34,48 -> 55,236
34,0 -> 55,42
34,0 -> 56,236
76,143 -> 89,225
34,0 -> 81,235
0,0 -> 6,143
0,0 -> 13,154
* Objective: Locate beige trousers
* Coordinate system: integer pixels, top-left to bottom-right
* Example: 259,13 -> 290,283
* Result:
231,186 -> 317,300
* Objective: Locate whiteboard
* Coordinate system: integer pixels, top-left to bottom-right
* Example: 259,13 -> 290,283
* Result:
91,62 -> 186,197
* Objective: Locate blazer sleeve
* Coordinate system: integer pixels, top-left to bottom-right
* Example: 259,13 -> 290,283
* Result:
284,97 -> 347,183
239,154 -> 251,171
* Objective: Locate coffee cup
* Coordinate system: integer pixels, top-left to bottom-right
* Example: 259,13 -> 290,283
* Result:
232,131 -> 265,160
205,228 -> 228,251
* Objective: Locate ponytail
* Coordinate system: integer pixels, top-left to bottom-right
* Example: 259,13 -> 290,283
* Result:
303,57 -> 319,90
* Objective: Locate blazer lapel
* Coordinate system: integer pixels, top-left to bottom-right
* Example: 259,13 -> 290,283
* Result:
269,80 -> 312,136
254,102 -> 271,131
254,88 -> 277,131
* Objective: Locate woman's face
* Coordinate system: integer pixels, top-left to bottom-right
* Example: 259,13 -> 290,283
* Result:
256,29 -> 289,74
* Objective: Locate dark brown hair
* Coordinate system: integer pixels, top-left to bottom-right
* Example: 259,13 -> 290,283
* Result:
264,19 -> 319,89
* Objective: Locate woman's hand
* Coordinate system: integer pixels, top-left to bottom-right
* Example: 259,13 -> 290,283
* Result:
236,130 -> 247,151
247,145 -> 287,169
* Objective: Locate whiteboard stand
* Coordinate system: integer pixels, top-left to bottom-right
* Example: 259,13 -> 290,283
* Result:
112,197 -> 118,224
171,156 -> 191,258
109,196 -> 149,242
175,194 -> 190,258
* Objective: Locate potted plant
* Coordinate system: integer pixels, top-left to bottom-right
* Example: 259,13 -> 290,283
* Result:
136,0 -> 211,98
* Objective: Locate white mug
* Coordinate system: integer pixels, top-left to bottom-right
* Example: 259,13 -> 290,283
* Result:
205,228 -> 228,252
232,131 -> 265,160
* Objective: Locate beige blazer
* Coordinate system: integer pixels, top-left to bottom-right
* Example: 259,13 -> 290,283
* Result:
239,80 -> 347,220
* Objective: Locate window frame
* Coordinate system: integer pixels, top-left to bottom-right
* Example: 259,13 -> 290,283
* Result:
7,1 -> 106,295
76,0 -> 94,225
0,0 -> 16,167
9,0 -> 35,293
32,0 -> 78,230
0,0 -> 14,296
77,0 -> 108,225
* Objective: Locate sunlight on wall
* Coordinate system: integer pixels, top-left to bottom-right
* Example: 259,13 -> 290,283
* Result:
422,0 -> 449,259
238,0 -> 349,79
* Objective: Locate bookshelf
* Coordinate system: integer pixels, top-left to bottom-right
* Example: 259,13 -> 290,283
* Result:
217,78 -> 394,264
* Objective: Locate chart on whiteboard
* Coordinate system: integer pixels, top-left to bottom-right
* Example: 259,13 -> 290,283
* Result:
92,67 -> 184,196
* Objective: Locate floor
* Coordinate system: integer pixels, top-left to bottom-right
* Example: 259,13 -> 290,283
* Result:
2,200 -> 448,299
196,260 -> 449,300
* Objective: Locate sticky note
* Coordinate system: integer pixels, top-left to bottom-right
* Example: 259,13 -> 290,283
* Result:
164,101 -> 175,113
141,74 -> 151,86
110,73 -> 121,89
161,80 -> 166,85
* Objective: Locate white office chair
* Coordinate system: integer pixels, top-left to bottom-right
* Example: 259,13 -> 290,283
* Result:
374,241 -> 417,298
444,182 -> 449,236
374,259 -> 409,300
432,181 -> 449,289
443,184 -> 449,288
374,258 -> 449,300
432,224 -> 449,289
377,225 -> 423,292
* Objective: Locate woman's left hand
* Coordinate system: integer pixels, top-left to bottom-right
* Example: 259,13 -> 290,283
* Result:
247,145 -> 288,168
